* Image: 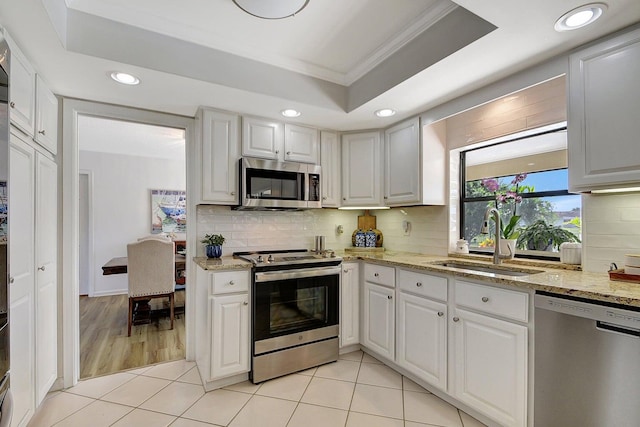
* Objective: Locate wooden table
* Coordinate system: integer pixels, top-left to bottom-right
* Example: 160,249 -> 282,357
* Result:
101,254 -> 186,276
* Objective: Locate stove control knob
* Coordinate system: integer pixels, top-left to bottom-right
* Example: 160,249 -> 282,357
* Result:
256,255 -> 264,263
268,254 -> 275,262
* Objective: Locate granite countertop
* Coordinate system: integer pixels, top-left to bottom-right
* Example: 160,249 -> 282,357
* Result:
193,251 -> 640,308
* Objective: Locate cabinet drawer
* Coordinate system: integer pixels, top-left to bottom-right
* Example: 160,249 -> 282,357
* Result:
455,281 -> 528,323
364,263 -> 395,287
210,271 -> 249,295
398,269 -> 447,301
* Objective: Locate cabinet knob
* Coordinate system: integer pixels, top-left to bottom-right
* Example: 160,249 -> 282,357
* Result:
384,196 -> 388,199
374,273 -> 379,277
286,151 -> 291,155
38,129 -> 46,135
38,266 -> 46,271
343,198 -> 346,201
9,102 -> 15,108
481,296 -> 489,303
437,311 -> 444,317
243,301 -> 248,306
453,316 -> 460,322
387,295 -> 392,300
275,150 -> 280,154
322,196 -> 327,200
230,191 -> 236,196
229,280 -> 235,286
9,277 -> 14,284
416,282 -> 422,287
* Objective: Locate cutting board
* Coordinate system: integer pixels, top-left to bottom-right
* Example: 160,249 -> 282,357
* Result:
608,269 -> 640,284
357,210 -> 377,230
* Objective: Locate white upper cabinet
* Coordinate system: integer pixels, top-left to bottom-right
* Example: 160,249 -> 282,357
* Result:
284,124 -> 319,164
320,130 -> 340,207
7,33 -> 36,137
384,117 -> 420,205
34,75 -> 58,155
341,131 -> 382,206
242,116 -> 284,160
568,27 -> 640,192
199,109 -> 240,204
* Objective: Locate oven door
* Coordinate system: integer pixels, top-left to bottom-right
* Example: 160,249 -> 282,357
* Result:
253,265 -> 339,352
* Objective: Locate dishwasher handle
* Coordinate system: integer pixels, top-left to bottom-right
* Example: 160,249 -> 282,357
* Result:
596,321 -> 640,338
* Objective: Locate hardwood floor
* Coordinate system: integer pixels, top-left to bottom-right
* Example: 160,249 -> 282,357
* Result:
79,292 -> 186,379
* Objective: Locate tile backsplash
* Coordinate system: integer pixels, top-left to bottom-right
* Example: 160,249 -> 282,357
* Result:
582,193 -> 640,273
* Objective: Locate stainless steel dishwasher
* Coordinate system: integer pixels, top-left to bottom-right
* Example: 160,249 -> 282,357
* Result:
534,292 -> 640,427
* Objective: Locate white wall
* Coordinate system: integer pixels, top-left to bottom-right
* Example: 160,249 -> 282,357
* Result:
582,193 -> 640,272
80,150 -> 185,296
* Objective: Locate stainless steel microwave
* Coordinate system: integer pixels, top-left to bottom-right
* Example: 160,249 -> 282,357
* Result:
238,157 -> 321,210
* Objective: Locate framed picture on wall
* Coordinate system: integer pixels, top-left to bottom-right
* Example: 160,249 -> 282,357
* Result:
151,189 -> 186,234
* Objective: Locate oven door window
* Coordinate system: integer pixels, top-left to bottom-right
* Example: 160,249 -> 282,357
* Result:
246,168 -> 303,200
254,275 -> 338,341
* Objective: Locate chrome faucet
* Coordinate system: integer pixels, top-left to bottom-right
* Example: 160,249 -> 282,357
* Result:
480,207 -> 512,265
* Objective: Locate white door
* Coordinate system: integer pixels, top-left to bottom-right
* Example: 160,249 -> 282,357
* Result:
210,293 -> 249,380
340,262 -> 359,348
283,124 -> 318,164
7,38 -> 35,137
397,292 -> 447,390
78,173 -> 90,296
341,132 -> 382,206
362,281 -> 394,360
200,110 -> 240,203
34,76 -> 58,155
9,132 -> 36,427
242,116 -> 283,160
35,153 -> 58,405
320,131 -> 340,207
384,117 -> 420,205
452,308 -> 528,427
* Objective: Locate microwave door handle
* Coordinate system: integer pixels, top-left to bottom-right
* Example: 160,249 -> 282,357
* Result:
303,172 -> 310,202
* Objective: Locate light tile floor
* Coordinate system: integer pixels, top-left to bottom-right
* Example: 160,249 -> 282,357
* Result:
28,351 -> 488,427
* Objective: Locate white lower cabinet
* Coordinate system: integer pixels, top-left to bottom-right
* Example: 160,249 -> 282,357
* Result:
452,281 -> 528,427
340,262 -> 359,348
397,292 -> 447,390
196,268 -> 250,389
362,281 -> 395,360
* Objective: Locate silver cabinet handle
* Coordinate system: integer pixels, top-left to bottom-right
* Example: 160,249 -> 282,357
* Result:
229,280 -> 235,286
387,295 -> 392,300
243,301 -> 248,306
9,102 -> 15,108
38,129 -> 46,135
453,316 -> 460,322
416,282 -> 422,287
374,273 -> 379,277
38,266 -> 46,271
481,296 -> 489,303
9,277 -> 14,284
437,311 -> 444,317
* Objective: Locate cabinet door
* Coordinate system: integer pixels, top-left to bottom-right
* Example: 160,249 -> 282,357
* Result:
9,132 -> 36,427
201,110 -> 240,203
397,292 -> 447,390
340,262 -> 359,348
320,131 -> 340,207
8,37 -> 36,137
34,76 -> 58,155
362,281 -> 394,360
242,116 -> 283,160
35,153 -> 57,405
284,124 -> 318,164
341,132 -> 382,206
384,118 -> 420,205
452,308 -> 527,427
210,293 -> 250,380
568,27 -> 640,191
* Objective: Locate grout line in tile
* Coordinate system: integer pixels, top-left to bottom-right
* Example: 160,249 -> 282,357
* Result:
49,394 -> 98,426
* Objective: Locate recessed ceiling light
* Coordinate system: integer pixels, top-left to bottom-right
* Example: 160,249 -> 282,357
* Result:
555,3 -> 606,32
110,72 -> 140,85
375,109 -> 396,118
233,0 -> 309,19
281,109 -> 301,118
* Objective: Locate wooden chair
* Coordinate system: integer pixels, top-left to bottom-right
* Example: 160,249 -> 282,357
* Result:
127,238 -> 176,336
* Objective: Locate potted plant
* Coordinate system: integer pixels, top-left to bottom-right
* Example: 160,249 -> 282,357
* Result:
516,220 -> 580,251
201,233 -> 225,258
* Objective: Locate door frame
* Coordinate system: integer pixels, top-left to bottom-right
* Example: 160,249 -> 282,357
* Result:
61,99 -> 195,388
78,170 -> 94,297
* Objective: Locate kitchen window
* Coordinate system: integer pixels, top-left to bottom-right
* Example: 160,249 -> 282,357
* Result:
460,128 -> 581,259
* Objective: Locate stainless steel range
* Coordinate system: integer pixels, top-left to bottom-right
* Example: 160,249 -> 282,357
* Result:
235,249 -> 341,383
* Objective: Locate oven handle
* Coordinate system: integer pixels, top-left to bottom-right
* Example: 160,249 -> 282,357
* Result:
255,265 -> 341,282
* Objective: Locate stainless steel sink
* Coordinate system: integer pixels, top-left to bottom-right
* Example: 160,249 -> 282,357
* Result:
429,260 -> 544,277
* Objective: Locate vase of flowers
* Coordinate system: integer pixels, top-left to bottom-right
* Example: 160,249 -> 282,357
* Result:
481,173 -> 529,259
201,233 -> 225,259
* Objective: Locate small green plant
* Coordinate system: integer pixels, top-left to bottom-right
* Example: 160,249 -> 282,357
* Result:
201,233 -> 225,246
516,220 -> 580,251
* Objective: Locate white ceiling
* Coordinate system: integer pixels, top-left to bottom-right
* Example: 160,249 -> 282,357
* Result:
1,0 -> 640,131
